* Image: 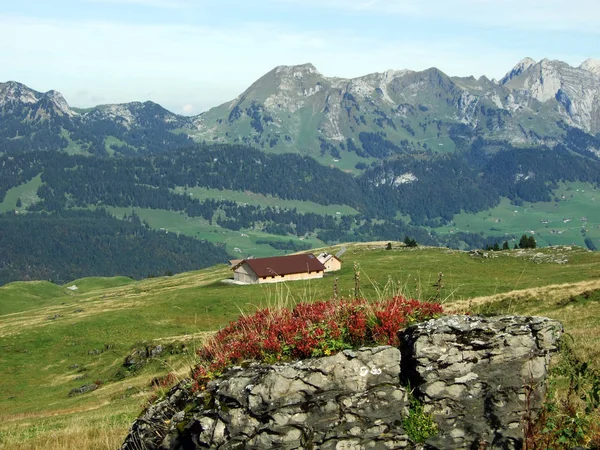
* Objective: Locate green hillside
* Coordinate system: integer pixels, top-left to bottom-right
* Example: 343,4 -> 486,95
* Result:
0,174 -> 42,214
188,65 -> 568,160
1,243 -> 600,448
0,281 -> 69,315
432,182 -> 600,249
61,277 -> 135,294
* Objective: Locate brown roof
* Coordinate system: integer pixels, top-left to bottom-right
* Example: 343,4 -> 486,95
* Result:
232,253 -> 326,278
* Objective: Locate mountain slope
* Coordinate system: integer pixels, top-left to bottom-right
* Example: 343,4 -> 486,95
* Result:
500,58 -> 600,134
2,57 -> 599,161
188,58 -> 600,160
1,244 -> 600,449
1,59 -> 600,284
0,81 -> 192,156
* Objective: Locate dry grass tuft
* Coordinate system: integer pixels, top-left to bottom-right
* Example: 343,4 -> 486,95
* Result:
0,413 -> 132,450
451,279 -> 600,313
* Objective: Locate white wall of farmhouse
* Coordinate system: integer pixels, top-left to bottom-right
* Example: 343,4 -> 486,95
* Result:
323,258 -> 342,272
233,263 -> 259,284
256,270 -> 324,284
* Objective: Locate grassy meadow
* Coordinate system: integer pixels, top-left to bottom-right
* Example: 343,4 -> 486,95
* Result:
171,186 -> 359,215
1,243 -> 600,449
0,174 -> 42,214
432,181 -> 600,249
103,206 -> 326,258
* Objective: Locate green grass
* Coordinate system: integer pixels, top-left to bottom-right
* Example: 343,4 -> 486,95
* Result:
62,277 -> 135,294
103,136 -> 128,156
311,150 -> 375,174
103,206 -> 325,258
60,128 -> 89,156
1,242 -> 600,448
173,186 -> 358,215
431,182 -> 600,249
0,174 -> 43,214
0,281 -> 69,315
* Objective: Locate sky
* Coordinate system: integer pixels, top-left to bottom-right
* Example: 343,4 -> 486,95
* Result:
1,0 -> 599,115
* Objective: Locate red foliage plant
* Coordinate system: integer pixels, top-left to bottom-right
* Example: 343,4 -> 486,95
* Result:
191,296 -> 443,391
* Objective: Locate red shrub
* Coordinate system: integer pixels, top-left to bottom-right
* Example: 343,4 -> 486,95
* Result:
191,296 -> 444,392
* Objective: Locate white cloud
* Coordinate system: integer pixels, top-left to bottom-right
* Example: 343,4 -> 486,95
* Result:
182,104 -> 195,114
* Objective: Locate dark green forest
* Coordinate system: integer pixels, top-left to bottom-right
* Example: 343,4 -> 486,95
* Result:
2,126 -> 600,285
0,209 -> 228,285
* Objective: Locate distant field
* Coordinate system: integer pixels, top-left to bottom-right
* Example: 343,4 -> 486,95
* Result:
60,128 -> 89,155
0,281 -> 68,315
172,186 -> 359,215
432,181 -> 600,249
104,206 -> 325,258
311,150 -> 374,174
62,277 -> 135,295
0,174 -> 42,213
1,244 -> 600,448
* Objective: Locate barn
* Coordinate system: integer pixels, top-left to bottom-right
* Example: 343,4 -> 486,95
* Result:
316,252 -> 342,272
231,254 -> 326,284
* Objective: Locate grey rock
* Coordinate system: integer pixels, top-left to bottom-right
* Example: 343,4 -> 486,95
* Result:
68,383 -> 98,397
400,315 -> 562,449
121,315 -> 562,450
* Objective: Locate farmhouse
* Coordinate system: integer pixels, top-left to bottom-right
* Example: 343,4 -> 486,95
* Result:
316,252 -> 342,272
231,254 -> 326,284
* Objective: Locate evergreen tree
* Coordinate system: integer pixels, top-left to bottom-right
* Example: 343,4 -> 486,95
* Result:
502,241 -> 509,250
584,237 -> 597,251
404,236 -> 418,247
519,234 -> 528,249
15,197 -> 22,208
519,234 -> 537,249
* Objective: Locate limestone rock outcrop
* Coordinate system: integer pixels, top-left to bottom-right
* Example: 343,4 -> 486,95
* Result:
400,315 -> 562,449
121,315 -> 563,450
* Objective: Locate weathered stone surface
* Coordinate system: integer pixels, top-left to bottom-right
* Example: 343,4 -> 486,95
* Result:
122,346 -> 407,450
121,315 -> 562,450
400,315 -> 563,449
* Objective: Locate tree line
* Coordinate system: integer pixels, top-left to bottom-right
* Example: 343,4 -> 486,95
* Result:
0,209 -> 228,286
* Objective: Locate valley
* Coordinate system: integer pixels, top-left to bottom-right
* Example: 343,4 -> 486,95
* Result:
2,60 -> 600,286
432,181 -> 600,248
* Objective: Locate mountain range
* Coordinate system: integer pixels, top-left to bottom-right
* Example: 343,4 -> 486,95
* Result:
2,57 -> 600,160
2,57 -> 600,284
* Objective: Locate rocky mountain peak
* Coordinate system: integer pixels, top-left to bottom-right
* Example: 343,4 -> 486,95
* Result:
43,90 -> 76,117
497,57 -> 600,133
0,80 -> 40,106
274,63 -> 321,78
580,58 -> 600,76
500,57 -> 537,84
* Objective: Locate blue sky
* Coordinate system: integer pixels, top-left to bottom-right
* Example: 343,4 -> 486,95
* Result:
1,0 -> 598,115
